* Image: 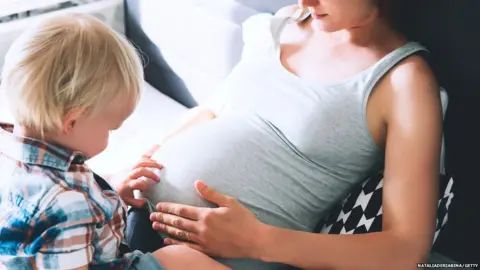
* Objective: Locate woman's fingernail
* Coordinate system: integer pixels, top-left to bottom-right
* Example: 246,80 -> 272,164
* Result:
164,239 -> 171,245
196,180 -> 206,190
149,213 -> 156,221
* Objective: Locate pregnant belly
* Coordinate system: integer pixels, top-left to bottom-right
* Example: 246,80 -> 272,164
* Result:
143,116 -> 260,208
142,112 -> 332,232
143,113 -> 282,206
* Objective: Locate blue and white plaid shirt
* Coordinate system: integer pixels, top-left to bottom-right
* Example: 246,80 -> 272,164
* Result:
0,123 -> 143,269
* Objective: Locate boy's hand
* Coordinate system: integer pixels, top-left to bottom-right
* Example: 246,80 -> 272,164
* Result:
116,144 -> 163,208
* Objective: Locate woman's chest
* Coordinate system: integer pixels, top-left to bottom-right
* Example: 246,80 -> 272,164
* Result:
221,58 -> 375,162
278,39 -> 382,85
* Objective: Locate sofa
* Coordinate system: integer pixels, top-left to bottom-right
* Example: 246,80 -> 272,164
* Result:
98,0 -> 478,267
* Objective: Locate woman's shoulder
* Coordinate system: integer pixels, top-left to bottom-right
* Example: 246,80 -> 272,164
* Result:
242,4 -> 299,30
392,53 -> 447,114
241,9 -> 288,59
241,5 -> 305,59
388,54 -> 438,93
274,5 -> 299,17
374,38 -> 437,94
241,13 -> 274,49
379,53 -> 441,123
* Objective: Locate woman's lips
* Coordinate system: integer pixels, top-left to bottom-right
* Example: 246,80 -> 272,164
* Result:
312,13 -> 328,20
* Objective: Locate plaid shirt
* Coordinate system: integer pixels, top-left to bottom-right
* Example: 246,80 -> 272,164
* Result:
0,123 -> 142,269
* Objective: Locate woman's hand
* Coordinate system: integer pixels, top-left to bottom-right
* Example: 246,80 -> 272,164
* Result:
149,181 -> 267,259
115,144 -> 163,208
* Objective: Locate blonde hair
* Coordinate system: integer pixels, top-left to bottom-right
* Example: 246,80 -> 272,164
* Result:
0,13 -> 143,136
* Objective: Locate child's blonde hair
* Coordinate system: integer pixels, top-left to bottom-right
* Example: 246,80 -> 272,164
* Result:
0,13 -> 143,136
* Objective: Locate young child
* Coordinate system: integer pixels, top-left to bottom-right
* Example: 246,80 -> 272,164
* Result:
0,13 -> 228,270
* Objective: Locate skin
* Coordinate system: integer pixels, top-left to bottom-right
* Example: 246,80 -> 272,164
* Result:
19,95 -> 228,270
149,0 -> 443,269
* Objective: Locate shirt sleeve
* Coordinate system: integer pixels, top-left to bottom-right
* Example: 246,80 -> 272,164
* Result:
33,190 -> 97,270
201,13 -> 275,116
241,13 -> 275,61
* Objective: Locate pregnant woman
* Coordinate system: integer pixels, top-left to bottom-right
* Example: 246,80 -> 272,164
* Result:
128,0 -> 443,269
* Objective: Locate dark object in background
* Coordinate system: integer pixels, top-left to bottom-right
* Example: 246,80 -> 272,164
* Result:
391,0 -> 480,264
124,0 -> 197,108
126,207 -> 165,253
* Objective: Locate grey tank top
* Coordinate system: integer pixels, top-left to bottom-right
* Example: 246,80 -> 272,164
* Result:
143,14 -> 428,269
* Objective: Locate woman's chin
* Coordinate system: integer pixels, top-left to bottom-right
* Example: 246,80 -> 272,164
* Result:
310,18 -> 341,32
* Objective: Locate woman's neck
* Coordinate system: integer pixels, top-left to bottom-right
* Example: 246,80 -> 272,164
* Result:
309,11 -> 397,47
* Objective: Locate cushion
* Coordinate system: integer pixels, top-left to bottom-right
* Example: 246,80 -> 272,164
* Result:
319,171 -> 454,246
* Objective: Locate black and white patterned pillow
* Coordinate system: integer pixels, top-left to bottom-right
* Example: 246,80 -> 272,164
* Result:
319,172 -> 454,245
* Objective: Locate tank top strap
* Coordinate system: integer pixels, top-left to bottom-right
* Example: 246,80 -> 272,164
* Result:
363,42 -> 429,98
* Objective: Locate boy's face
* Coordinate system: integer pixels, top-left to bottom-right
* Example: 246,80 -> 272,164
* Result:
61,96 -> 136,158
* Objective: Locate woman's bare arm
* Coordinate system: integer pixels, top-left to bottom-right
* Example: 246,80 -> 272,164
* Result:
160,83 -> 229,144
153,246 -> 230,270
160,106 -> 217,144
70,266 -> 88,270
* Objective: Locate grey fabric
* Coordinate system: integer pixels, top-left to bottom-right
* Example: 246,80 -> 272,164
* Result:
141,15 -> 429,270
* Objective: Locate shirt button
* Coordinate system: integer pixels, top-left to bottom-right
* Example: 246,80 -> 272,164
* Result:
73,155 -> 86,164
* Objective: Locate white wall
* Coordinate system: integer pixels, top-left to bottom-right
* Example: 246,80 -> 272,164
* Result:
0,0 -> 125,122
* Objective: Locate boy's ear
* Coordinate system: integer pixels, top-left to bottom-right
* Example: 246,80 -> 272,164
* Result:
62,108 -> 85,134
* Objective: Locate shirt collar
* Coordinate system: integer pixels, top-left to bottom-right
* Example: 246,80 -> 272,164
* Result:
0,123 -> 87,171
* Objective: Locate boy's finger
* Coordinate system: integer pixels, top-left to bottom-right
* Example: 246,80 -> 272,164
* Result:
124,197 -> 147,208
129,178 -> 153,192
129,168 -> 160,182
133,160 -> 163,171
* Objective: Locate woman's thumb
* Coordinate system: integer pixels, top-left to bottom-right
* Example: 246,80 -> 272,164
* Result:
195,180 -> 230,207
141,144 -> 161,159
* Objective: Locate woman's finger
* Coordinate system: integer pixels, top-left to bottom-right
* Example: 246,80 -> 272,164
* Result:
152,222 -> 201,244
129,167 -> 160,182
195,180 -> 234,207
155,203 -> 204,220
133,160 -> 163,171
150,212 -> 199,234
